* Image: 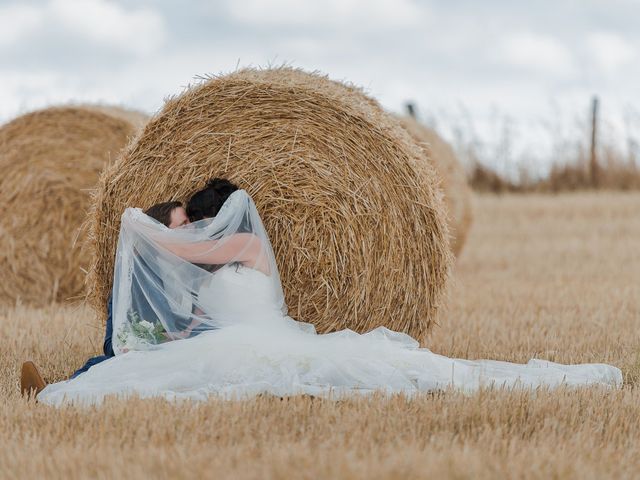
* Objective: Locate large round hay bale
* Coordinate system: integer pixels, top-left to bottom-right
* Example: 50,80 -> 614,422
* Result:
88,68 -> 452,341
0,105 -> 147,305
398,116 -> 473,256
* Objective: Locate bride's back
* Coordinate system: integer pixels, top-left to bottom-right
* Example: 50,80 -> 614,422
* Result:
197,264 -> 285,326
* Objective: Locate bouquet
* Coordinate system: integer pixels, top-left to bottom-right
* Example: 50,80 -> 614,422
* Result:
117,310 -> 168,350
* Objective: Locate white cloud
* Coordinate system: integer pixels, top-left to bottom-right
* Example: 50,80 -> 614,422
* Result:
226,0 -> 427,29
1,0 -> 639,179
50,0 -> 166,54
0,69 -> 129,121
0,0 -> 165,54
499,32 -> 575,76
0,4 -> 44,47
587,32 -> 635,74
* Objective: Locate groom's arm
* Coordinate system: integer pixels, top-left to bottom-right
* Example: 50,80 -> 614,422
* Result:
103,294 -> 114,357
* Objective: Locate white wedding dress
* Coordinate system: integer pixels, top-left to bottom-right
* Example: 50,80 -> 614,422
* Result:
39,263 -> 622,406
38,190 -> 622,406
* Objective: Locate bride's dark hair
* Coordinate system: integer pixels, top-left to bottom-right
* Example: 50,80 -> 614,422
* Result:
186,178 -> 239,221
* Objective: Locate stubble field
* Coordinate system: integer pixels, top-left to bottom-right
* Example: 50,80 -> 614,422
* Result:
1,192 -> 639,479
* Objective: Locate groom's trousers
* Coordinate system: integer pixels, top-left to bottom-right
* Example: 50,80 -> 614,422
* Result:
70,295 -> 114,379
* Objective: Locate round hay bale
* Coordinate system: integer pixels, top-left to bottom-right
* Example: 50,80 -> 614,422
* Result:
88,68 -> 452,341
398,116 -> 473,256
0,105 -> 147,305
83,105 -> 149,131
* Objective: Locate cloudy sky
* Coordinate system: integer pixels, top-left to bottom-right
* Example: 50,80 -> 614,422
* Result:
1,0 -> 638,173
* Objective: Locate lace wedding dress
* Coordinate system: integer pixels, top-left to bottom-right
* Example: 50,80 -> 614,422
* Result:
38,191 -> 622,406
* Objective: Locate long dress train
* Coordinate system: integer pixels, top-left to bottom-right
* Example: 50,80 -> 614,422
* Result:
39,263 -> 622,406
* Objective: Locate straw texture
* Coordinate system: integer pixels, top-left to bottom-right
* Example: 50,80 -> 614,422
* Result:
87,68 -> 452,341
0,106 -> 146,305
398,116 -> 473,256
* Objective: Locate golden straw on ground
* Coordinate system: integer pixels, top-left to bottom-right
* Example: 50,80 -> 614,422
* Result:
87,67 -> 451,341
0,105 -> 147,305
398,116 -> 473,256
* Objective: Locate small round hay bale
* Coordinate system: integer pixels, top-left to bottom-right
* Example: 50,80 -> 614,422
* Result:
88,68 -> 452,341
398,116 -> 473,256
0,105 -> 147,305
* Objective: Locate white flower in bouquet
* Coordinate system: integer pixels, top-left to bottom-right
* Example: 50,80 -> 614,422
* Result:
117,310 -> 169,349
139,320 -> 155,331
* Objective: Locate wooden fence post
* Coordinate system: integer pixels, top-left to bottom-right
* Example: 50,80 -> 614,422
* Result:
405,102 -> 417,119
590,96 -> 599,188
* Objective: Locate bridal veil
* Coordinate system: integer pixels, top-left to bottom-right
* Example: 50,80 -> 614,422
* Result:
112,189 -> 287,354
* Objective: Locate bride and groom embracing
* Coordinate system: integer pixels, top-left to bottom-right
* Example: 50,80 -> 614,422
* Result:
22,178 -> 622,405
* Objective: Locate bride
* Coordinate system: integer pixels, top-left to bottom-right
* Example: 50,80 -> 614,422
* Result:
38,189 -> 622,405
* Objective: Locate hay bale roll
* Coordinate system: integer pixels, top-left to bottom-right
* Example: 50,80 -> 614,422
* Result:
0,105 -> 146,305
83,105 -> 148,131
88,68 -> 451,341
398,116 -> 473,256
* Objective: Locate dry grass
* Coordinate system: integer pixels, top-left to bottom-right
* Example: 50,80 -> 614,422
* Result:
544,154 -> 640,191
470,157 -> 640,193
2,192 -> 639,479
469,161 -> 519,193
87,67 -> 451,341
0,106 -> 146,305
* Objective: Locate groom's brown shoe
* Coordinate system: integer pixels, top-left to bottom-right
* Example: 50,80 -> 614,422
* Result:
21,361 -> 46,398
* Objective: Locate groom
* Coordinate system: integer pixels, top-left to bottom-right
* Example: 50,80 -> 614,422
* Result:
20,178 -> 239,397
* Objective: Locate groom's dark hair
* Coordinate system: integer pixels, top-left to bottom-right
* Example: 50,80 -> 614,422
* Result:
144,201 -> 182,227
187,178 -> 239,221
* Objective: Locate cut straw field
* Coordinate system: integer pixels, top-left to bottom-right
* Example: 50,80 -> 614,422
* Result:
2,192 -> 639,479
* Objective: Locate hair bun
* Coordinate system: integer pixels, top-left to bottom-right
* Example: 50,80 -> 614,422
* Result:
206,178 -> 238,195
187,178 -> 239,221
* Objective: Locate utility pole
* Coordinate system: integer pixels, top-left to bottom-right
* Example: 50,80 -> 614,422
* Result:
590,96 -> 599,188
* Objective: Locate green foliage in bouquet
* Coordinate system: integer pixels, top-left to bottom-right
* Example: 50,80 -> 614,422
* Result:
117,309 -> 167,346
